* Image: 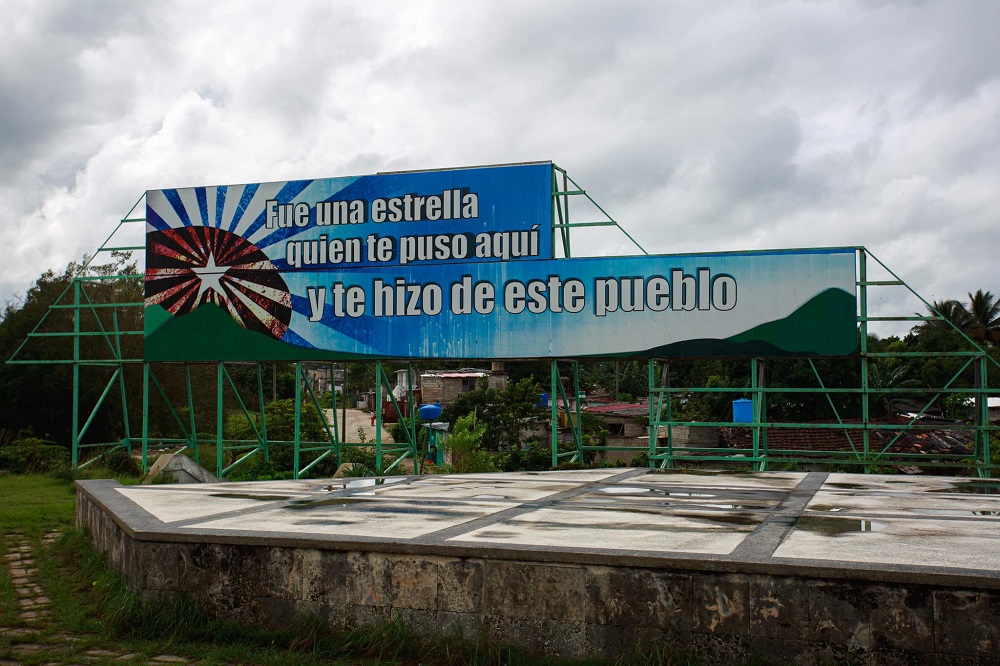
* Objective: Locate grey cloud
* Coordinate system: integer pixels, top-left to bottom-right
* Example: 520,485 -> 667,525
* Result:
711,109 -> 802,200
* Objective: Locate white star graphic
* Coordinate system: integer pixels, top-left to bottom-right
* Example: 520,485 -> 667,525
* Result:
191,251 -> 227,302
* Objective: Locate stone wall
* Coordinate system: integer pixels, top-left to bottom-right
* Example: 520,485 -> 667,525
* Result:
77,485 -> 1000,664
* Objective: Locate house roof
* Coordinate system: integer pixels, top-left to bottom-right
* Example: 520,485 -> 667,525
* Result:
584,402 -> 648,417
420,370 -> 489,379
723,420 -> 973,455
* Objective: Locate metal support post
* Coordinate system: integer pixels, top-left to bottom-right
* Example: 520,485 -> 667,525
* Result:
185,364 -> 198,466
256,363 -> 269,465
859,250 -> 871,471
751,358 -> 761,468
216,362 -> 224,477
294,362 -> 302,478
976,355 -> 991,478
141,363 -> 150,472
375,360 -> 384,471
551,360 -> 559,468
71,280 -> 81,467
647,359 -> 657,468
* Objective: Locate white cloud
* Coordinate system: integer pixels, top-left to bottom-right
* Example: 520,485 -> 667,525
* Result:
1,0 -> 999,340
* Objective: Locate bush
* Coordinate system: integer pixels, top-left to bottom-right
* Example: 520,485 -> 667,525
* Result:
0,437 -> 69,474
100,447 -> 142,477
390,416 -> 428,451
495,441 -> 552,471
447,414 -> 498,473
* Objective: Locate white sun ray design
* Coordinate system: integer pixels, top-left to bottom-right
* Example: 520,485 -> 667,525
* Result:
191,251 -> 228,302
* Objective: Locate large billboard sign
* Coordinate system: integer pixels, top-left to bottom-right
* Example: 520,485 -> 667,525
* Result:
144,164 -> 858,361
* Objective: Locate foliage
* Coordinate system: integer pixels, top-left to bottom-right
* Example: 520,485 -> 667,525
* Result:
441,377 -> 546,451
224,399 -> 332,479
920,290 -> 1000,346
390,415 -> 429,450
580,360 -> 649,402
675,374 -> 739,422
224,398 -> 329,443
95,447 -> 143,477
867,359 -> 919,418
445,414 -> 498,473
494,441 -> 553,471
0,436 -> 70,474
0,253 -> 142,448
963,289 -> 1000,345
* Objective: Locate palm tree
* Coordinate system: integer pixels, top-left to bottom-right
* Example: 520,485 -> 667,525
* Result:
926,299 -> 970,330
961,289 -> 1000,345
868,360 -> 919,418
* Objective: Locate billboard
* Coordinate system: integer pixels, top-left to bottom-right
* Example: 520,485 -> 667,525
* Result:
144,164 -> 858,361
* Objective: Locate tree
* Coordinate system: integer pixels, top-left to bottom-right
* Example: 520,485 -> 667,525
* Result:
867,359 -> 919,418
441,377 -> 546,451
0,254 -> 145,449
961,289 -> 1000,346
925,299 -> 969,330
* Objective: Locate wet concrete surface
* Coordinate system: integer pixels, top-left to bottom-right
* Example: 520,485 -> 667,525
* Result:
105,469 -> 1000,585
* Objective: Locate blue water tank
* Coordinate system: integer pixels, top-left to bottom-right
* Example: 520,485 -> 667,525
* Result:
732,398 -> 753,423
537,392 -> 549,407
418,403 -> 443,421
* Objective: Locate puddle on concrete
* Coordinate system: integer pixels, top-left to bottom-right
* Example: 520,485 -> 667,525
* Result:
928,480 -> 1000,495
675,512 -> 760,526
795,516 -> 887,535
472,494 -> 508,500
288,497 -> 373,509
645,469 -> 725,476
810,506 -> 847,512
912,508 -> 1000,517
597,486 -> 713,497
209,493 -> 292,501
320,477 -> 406,491
287,500 -> 479,519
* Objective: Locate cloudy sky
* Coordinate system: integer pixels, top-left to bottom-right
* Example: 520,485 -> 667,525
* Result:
2,0 -> 998,336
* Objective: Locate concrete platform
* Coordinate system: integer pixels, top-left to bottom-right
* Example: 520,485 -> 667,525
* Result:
77,469 -> 1000,663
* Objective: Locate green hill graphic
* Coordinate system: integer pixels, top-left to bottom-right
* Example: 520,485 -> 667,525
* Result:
636,288 -> 858,358
144,303 -> 372,362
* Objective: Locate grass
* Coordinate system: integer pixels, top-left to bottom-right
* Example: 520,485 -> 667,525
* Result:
0,470 -> 772,666
0,473 -> 77,535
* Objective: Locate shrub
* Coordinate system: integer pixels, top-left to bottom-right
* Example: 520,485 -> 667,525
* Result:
0,437 -> 69,474
447,414 -> 498,474
100,447 -> 142,477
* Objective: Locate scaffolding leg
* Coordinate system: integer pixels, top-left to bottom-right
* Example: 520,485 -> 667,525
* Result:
142,363 -> 150,473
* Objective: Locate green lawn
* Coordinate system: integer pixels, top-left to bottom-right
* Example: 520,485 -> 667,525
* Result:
0,474 -> 77,535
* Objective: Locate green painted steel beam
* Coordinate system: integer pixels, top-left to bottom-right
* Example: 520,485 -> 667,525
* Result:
27,331 -> 143,337
551,221 -> 616,228
860,316 -> 932,322
49,302 -> 144,309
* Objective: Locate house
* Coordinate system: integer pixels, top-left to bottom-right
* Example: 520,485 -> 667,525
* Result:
583,401 -> 720,462
419,366 -> 508,405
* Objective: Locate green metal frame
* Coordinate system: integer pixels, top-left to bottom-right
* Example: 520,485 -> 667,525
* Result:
7,165 -> 996,479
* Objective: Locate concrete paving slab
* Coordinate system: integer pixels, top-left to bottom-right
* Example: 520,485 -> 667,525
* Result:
86,469 -> 1000,585
116,487 -> 307,523
449,504 -> 760,554
774,517 -> 1000,570
187,497 -> 519,539
806,489 -> 1000,518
